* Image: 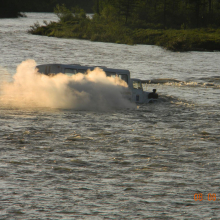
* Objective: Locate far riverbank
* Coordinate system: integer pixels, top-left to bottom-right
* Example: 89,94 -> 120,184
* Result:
28,7 -> 220,52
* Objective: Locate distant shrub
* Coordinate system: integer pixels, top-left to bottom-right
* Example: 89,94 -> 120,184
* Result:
54,4 -> 87,23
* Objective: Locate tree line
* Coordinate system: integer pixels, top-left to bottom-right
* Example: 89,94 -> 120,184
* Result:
94,0 -> 220,29
0,0 -> 94,18
2,0 -> 220,29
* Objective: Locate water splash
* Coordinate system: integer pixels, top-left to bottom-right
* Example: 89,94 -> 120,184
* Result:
0,60 -> 135,111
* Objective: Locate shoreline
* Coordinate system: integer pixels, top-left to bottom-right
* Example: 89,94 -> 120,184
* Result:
29,20 -> 220,52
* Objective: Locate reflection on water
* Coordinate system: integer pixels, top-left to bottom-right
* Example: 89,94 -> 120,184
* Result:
0,13 -> 220,219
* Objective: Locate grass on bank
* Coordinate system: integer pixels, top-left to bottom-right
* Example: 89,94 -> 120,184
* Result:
29,5 -> 220,52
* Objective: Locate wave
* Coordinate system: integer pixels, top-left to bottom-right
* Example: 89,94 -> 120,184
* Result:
145,78 -> 220,89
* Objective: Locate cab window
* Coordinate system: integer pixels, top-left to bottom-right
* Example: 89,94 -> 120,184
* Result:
106,71 -> 116,78
45,66 -> 51,75
106,72 -> 128,83
77,69 -> 87,74
133,81 -> 142,89
64,68 -> 77,76
118,74 -> 128,84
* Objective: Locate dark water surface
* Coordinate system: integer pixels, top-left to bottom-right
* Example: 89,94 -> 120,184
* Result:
0,13 -> 220,219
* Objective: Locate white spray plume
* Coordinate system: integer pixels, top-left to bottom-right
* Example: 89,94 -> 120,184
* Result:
0,60 -> 135,111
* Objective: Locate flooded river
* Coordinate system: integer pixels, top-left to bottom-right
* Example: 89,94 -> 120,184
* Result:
0,13 -> 220,219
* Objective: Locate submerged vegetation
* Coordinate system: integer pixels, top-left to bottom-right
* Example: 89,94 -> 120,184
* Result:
29,1 -> 220,51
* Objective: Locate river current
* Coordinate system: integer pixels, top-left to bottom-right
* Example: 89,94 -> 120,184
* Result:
0,13 -> 220,219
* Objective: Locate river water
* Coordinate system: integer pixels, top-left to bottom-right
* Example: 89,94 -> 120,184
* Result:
0,13 -> 220,219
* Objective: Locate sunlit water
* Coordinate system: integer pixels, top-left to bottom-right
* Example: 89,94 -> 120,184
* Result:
0,13 -> 220,219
